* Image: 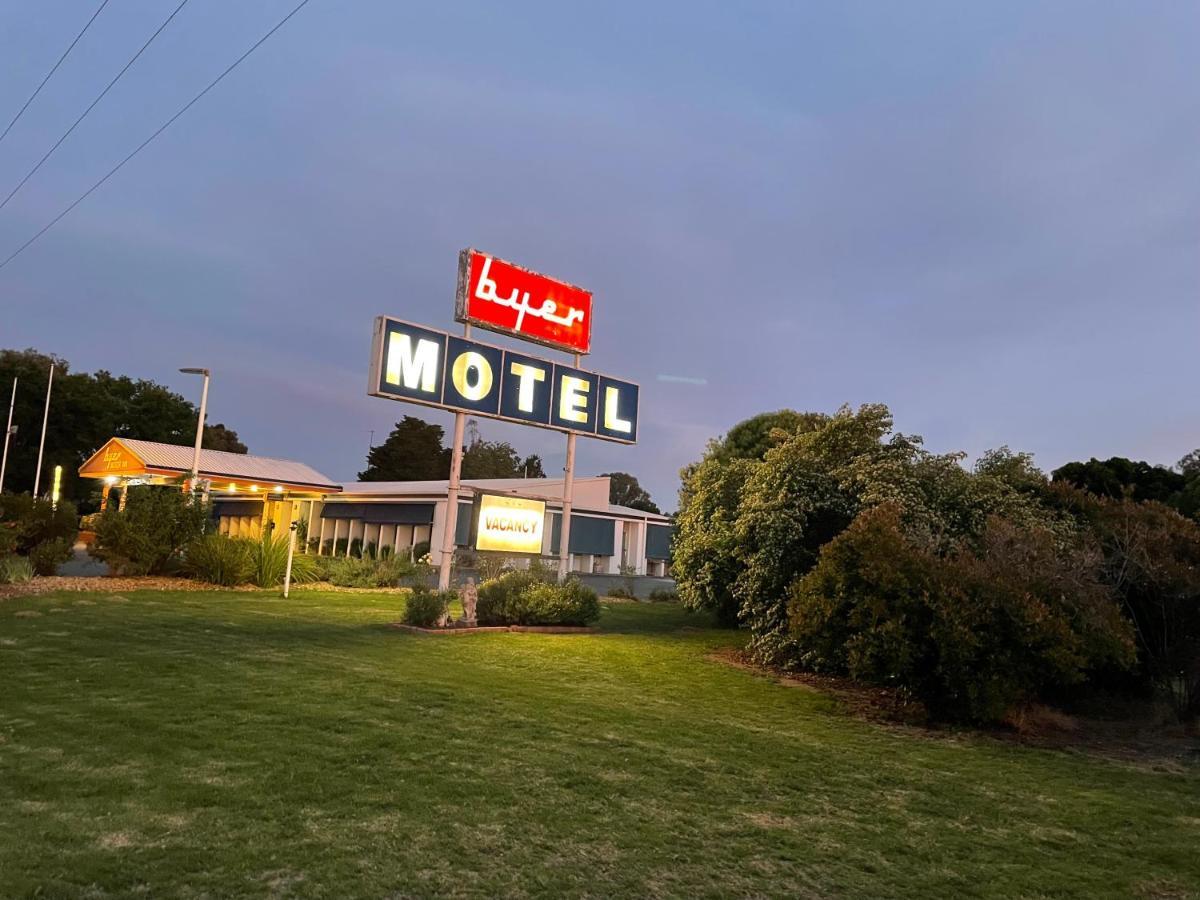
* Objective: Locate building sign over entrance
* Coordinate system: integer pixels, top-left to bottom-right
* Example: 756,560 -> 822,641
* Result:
455,249 -> 593,355
474,493 -> 546,554
369,317 -> 638,444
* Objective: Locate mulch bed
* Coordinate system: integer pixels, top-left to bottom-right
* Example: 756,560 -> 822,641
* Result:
390,623 -> 597,636
0,576 -> 241,600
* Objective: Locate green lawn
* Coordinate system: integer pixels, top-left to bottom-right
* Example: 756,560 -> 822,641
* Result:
1,591 -> 1197,898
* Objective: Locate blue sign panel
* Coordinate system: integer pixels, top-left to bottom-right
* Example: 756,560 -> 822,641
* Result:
369,317 -> 638,444
373,319 -> 447,404
549,364 -> 598,434
596,375 -> 639,443
499,349 -> 554,425
443,336 -> 503,415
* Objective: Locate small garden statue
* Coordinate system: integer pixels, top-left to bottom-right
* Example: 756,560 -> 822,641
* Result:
459,577 -> 478,627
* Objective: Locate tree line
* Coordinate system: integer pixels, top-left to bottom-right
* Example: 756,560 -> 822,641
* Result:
0,349 -> 245,505
673,405 -> 1200,724
360,415 -> 660,512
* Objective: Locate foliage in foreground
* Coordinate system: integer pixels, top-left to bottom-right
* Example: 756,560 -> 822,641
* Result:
477,571 -> 600,626
788,505 -> 1135,722
674,403 -> 1200,722
91,485 -> 209,575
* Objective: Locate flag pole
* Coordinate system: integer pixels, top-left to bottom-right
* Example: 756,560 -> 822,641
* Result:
32,364 -> 53,498
0,378 -> 16,494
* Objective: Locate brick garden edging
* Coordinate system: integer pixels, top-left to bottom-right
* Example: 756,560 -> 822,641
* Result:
389,623 -> 598,636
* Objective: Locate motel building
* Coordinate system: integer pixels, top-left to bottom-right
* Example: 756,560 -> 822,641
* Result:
79,437 -> 674,577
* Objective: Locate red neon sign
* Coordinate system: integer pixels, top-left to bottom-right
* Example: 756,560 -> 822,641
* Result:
455,249 -> 593,355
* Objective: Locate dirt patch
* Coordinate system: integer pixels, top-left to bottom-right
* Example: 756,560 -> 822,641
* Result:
708,647 -> 1200,769
709,647 -> 926,725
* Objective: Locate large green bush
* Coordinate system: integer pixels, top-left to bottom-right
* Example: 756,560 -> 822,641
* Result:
522,580 -> 601,626
476,572 -> 599,626
401,585 -> 454,627
0,494 -> 78,574
91,486 -> 208,575
787,505 -> 1134,723
476,570 -> 542,625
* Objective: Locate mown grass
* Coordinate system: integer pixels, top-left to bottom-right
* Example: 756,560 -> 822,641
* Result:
0,590 -> 1197,898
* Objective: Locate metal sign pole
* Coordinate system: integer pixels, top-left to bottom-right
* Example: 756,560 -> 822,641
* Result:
0,378 -> 16,494
438,323 -> 471,592
557,352 -> 582,582
32,363 -> 53,498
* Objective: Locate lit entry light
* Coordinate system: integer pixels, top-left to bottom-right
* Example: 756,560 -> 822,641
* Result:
250,485 -> 259,492
227,483 -> 237,492
273,485 -> 284,493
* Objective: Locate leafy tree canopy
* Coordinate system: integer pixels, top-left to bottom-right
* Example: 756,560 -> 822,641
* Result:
1052,457 -> 1186,505
359,416 -> 450,482
0,349 -> 246,504
601,472 -> 660,514
359,416 -> 546,482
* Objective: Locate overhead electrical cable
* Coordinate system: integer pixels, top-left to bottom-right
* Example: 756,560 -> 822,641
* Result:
0,0 -> 112,148
0,0 -> 191,213
0,0 -> 313,273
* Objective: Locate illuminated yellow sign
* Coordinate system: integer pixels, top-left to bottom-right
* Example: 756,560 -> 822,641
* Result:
475,494 -> 546,554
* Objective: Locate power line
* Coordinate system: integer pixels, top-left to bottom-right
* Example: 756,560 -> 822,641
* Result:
0,0 -> 112,148
0,0 -> 190,213
0,0 -> 313,274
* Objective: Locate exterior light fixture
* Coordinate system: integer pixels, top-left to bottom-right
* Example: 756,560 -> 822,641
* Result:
273,485 -> 284,493
227,482 -> 237,493
250,485 -> 259,492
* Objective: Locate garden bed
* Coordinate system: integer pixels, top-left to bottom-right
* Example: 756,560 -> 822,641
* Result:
390,623 -> 598,635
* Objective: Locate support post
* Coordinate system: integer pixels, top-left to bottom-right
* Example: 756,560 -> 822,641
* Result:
557,352 -> 582,582
439,410 -> 466,591
0,377 -> 16,494
33,364 -> 53,497
282,521 -> 297,598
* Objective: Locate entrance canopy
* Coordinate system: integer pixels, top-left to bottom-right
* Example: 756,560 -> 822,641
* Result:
78,438 -> 341,497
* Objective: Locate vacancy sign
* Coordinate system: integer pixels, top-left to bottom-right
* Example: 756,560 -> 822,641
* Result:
368,317 -> 638,444
475,494 -> 546,554
455,249 -> 593,355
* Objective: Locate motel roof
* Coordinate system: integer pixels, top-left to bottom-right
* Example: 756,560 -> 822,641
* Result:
337,477 -> 671,522
79,437 -> 341,493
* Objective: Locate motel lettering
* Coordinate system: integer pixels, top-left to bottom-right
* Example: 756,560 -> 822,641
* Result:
369,317 -> 638,444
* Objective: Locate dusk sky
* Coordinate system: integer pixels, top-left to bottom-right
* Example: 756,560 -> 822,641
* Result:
2,1 -> 1197,509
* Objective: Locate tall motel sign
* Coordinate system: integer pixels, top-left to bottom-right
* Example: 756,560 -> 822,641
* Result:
368,248 -> 640,589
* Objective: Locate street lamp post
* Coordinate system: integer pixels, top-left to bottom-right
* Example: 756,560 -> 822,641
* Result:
179,367 -> 210,493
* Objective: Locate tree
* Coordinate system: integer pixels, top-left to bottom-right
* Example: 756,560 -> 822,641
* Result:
461,439 -> 524,479
601,472 -> 660,513
203,423 -> 247,454
714,410 -> 828,463
519,454 -> 546,478
359,417 -> 450,481
1052,457 -> 1185,505
0,349 -> 247,504
1178,449 -> 1200,477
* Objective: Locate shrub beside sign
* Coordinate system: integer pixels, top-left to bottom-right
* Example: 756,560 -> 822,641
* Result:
368,317 -> 638,444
